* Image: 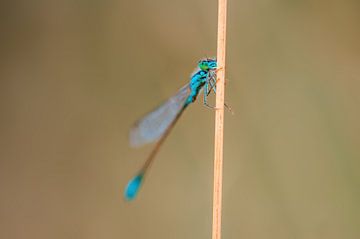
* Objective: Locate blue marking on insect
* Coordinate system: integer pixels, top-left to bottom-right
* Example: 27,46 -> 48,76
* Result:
124,173 -> 144,201
124,58 -> 218,201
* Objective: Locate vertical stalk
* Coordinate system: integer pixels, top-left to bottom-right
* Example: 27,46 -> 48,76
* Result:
212,0 -> 227,238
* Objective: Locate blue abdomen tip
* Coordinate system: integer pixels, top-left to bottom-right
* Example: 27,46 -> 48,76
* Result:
124,174 -> 144,201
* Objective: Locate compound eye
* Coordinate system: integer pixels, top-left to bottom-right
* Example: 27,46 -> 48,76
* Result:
208,62 -> 216,68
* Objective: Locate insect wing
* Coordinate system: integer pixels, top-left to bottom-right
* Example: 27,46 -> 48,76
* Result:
129,84 -> 190,147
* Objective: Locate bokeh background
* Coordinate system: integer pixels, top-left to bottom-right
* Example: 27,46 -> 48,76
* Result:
1,0 -> 359,238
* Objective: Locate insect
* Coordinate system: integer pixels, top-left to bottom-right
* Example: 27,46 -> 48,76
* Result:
124,58 -> 219,200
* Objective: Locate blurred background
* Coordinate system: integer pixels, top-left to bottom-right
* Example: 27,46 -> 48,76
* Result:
1,0 -> 359,238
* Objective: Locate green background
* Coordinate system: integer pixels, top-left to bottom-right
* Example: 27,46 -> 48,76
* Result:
1,0 -> 359,238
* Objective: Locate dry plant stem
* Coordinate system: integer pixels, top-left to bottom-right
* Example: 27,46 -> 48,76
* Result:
212,0 -> 227,239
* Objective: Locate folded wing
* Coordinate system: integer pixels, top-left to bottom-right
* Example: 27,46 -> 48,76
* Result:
129,84 -> 190,147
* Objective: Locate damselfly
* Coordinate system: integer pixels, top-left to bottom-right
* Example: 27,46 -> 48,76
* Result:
125,58 -> 219,200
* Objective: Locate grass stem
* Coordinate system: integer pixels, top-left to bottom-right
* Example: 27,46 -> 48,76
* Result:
212,0 -> 227,238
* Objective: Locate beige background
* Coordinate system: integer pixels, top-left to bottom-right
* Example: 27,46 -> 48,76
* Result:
1,0 -> 359,238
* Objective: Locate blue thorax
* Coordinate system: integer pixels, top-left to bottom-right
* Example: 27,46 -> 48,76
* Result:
185,70 -> 210,106
185,58 -> 217,106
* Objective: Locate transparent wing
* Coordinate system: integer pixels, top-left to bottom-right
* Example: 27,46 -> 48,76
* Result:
129,84 -> 190,147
